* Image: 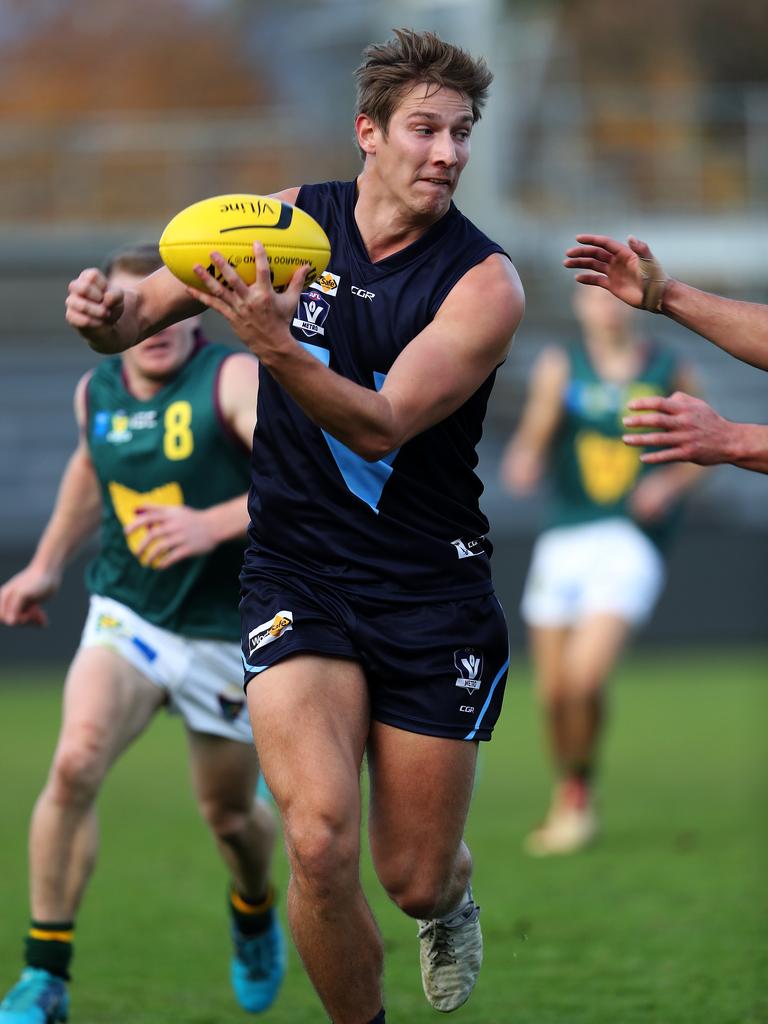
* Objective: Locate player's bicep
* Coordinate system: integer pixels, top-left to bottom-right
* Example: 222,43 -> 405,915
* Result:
218,353 -> 260,446
380,256 -> 524,442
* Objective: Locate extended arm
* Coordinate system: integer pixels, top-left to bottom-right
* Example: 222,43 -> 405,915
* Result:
188,246 -> 524,460
499,347 -> 567,494
623,392 -> 768,474
0,375 -> 102,626
564,234 -> 768,372
65,265 -> 202,355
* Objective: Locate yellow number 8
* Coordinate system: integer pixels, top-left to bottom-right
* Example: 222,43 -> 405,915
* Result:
163,401 -> 194,460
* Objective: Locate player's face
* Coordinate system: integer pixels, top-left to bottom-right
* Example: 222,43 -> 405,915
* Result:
373,84 -> 473,219
574,285 -> 635,335
111,270 -> 199,382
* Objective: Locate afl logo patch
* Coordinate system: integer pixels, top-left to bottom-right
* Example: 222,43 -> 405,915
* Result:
293,291 -> 331,338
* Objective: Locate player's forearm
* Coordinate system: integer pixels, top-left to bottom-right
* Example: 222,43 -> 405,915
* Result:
262,334 -> 398,460
720,422 -> 768,474
198,494 -> 250,545
30,454 -> 102,574
662,281 -> 768,371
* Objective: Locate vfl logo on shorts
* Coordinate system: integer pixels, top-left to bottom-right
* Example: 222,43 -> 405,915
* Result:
454,648 -> 483,693
248,611 -> 294,656
451,537 -> 486,559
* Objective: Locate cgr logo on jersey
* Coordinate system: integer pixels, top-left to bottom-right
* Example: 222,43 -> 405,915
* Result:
311,271 -> 341,296
351,286 -> 375,301
451,536 -> 486,559
293,291 -> 331,338
248,610 -> 294,655
454,648 -> 483,693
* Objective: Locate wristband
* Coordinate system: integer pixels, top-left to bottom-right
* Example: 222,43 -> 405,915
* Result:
638,254 -> 669,313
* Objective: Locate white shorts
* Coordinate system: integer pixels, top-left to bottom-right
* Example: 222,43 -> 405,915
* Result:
520,518 -> 666,628
80,595 -> 252,743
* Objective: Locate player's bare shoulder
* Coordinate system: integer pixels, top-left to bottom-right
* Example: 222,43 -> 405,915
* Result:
440,251 -> 525,362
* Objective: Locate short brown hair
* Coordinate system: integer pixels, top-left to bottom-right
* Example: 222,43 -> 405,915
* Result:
354,28 -> 493,135
102,242 -> 162,279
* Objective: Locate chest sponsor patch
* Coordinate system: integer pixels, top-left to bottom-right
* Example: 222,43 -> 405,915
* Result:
248,610 -> 294,655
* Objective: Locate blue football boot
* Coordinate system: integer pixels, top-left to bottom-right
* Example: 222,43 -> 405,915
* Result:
0,968 -> 69,1024
230,910 -> 286,1012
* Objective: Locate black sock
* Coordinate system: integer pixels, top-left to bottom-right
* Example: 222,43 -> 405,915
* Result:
25,920 -> 74,980
229,884 -> 275,936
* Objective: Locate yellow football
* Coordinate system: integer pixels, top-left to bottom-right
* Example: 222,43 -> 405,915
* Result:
158,193 -> 331,292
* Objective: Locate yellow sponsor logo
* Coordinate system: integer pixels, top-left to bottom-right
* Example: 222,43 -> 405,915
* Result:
269,614 -> 292,638
96,614 -> 122,632
575,430 -> 641,504
108,480 -> 184,568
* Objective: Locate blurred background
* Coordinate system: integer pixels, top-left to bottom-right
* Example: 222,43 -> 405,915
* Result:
1,0 -> 767,662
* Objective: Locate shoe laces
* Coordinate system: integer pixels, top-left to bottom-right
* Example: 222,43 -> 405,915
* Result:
234,927 -> 279,978
418,921 -> 457,967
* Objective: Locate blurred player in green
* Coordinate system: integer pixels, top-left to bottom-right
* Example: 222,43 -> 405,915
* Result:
564,232 -> 768,473
0,245 -> 284,1023
501,285 -> 704,855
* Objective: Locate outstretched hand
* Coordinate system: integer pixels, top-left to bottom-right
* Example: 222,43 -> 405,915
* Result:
185,243 -> 309,361
623,391 -> 735,466
564,235 -> 669,312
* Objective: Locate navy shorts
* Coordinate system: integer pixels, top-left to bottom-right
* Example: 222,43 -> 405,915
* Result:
239,569 -> 510,742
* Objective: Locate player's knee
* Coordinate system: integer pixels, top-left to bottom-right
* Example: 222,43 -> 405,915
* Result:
198,799 -> 251,843
379,858 -> 468,919
49,739 -> 106,805
284,813 -> 358,900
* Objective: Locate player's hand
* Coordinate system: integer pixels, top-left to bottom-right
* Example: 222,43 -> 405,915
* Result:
500,445 -> 542,494
0,565 -> 62,627
125,504 -> 219,569
628,471 -> 680,523
65,268 -> 125,332
563,235 -> 669,312
623,391 -> 733,466
185,244 -> 309,360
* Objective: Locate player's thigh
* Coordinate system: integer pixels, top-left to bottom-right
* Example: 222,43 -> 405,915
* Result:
564,612 -> 632,693
185,729 -> 260,814
246,653 -> 370,837
366,721 -> 478,884
528,624 -> 572,700
57,644 -> 164,775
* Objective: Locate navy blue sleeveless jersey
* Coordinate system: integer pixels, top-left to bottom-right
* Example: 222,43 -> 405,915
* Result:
243,179 -> 507,600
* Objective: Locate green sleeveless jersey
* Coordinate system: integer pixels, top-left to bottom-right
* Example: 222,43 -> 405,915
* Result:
548,341 -> 680,547
85,340 -> 252,639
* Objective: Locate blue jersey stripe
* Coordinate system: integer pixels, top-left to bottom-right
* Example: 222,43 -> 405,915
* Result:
464,654 -> 509,741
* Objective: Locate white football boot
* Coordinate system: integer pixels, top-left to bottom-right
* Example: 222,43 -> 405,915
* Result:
417,888 -> 482,1012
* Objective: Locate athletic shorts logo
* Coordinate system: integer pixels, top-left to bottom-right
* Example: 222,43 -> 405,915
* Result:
248,610 -> 294,655
451,536 -> 486,559
217,693 -> 246,722
454,648 -> 483,692
312,271 -> 340,296
293,291 -> 330,337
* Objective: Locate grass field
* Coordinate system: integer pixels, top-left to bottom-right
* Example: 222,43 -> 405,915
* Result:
1,648 -> 766,1024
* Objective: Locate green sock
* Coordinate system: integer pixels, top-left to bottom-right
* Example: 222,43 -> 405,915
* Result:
25,920 -> 74,980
